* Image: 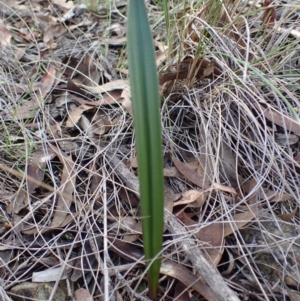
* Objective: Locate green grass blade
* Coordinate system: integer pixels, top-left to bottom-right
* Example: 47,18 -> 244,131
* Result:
127,0 -> 164,299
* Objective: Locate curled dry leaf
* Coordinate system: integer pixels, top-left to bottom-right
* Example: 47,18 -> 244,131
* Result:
121,88 -> 133,116
27,149 -> 56,194
212,183 -> 237,196
65,104 -> 93,128
90,112 -> 113,136
174,190 -> 206,215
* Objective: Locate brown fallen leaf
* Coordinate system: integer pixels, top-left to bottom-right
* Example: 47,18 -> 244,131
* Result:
277,207 -> 298,222
219,142 -> 239,188
77,79 -> 129,94
174,190 -> 205,207
75,53 -> 101,86
90,112 -> 113,136
264,188 -> 293,203
182,213 -> 224,266
173,281 -> 192,301
252,102 -> 300,136
34,64 -> 57,103
174,189 -> 207,216
74,288 -> 93,301
212,183 -> 237,196
172,156 -> 211,189
223,209 -> 257,237
10,189 -> 28,215
49,146 -> 76,228
43,24 -> 67,49
65,104 -> 93,128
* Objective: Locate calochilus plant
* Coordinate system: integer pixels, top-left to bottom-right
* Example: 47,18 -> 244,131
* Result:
127,0 -> 164,299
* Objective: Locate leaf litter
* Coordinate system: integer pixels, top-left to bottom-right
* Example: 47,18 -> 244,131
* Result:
1,0 -> 300,300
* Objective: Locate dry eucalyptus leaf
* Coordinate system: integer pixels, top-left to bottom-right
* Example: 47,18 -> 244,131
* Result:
173,281 -> 191,301
77,79 -> 129,94
36,65 -> 57,101
264,188 -> 293,203
219,142 -> 239,188
49,146 -> 76,228
182,212 -> 224,266
277,207 -> 298,222
173,156 -> 211,189
223,209 -> 257,237
12,189 -> 28,214
65,104 -> 93,128
252,102 -> 300,136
